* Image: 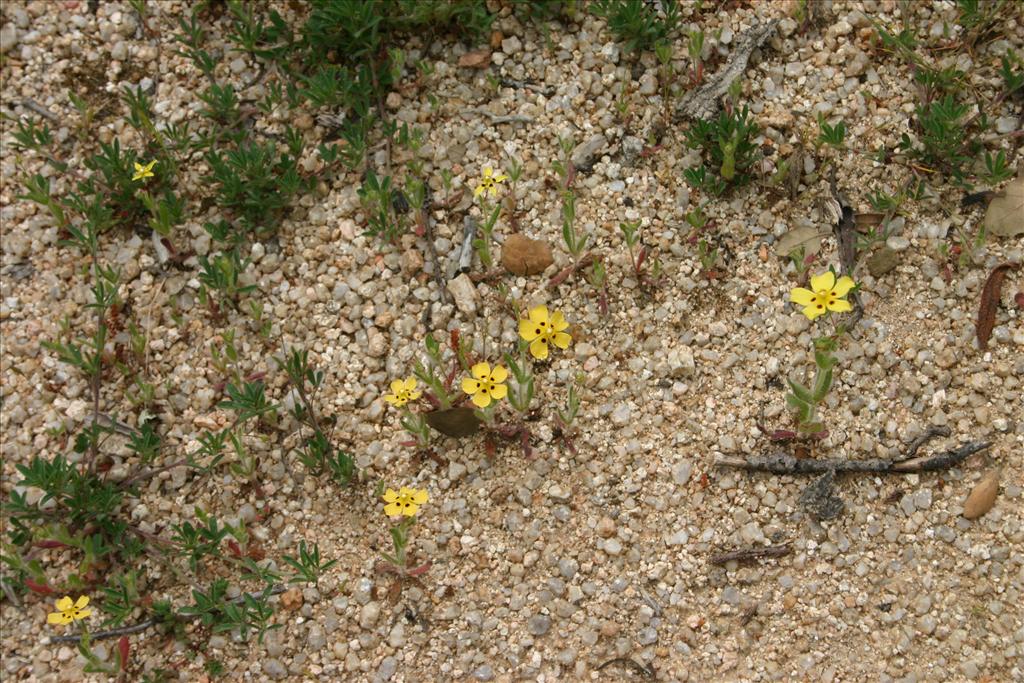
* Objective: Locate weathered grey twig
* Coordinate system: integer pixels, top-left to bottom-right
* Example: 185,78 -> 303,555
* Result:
829,168 -> 857,277
461,108 -> 534,125
21,98 -> 59,122
597,657 -> 655,678
709,543 -> 791,566
827,167 -> 865,330
675,20 -> 779,121
638,587 -> 662,616
48,617 -> 158,644
500,77 -> 555,97
46,585 -> 289,644
457,216 -> 477,274
715,440 -> 992,475
420,189 -> 451,305
905,425 -> 952,459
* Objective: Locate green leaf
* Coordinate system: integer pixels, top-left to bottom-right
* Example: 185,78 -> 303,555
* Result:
785,392 -> 812,422
814,350 -> 837,370
786,378 -> 813,404
812,367 -> 833,402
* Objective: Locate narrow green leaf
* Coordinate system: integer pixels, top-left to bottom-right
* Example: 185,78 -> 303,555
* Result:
786,378 -> 813,404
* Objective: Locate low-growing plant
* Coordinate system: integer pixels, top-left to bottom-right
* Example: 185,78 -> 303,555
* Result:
205,139 -> 311,239
686,28 -> 705,86
282,541 -> 337,586
684,105 -> 760,195
783,270 -> 858,436
900,94 -> 976,186
470,166 -> 507,267
559,190 -> 589,263
376,484 -> 432,598
620,219 -> 663,289
278,348 -> 356,485
817,114 -> 846,149
179,579 -> 280,644
197,249 -> 258,316
359,170 -> 405,243
585,258 -> 609,316
591,0 -> 679,54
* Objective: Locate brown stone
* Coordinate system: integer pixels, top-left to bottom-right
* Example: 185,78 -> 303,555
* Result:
457,49 -> 491,69
963,468 -> 1000,520
501,234 -> 553,276
281,587 -> 303,611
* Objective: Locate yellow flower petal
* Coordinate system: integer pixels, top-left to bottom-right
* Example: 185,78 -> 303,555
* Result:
56,597 -> 73,612
490,383 -> 507,400
401,503 -> 418,517
471,391 -> 492,408
401,377 -> 417,393
47,612 -> 67,624
494,172 -> 509,183
471,362 -> 491,380
407,389 -> 422,401
483,167 -> 494,178
789,287 -> 817,306
383,488 -> 399,502
832,275 -> 855,297
390,379 -> 405,394
529,338 -> 549,360
827,298 -> 852,313
552,331 -> 572,349
528,306 -> 549,325
489,365 -> 508,383
77,608 -> 92,620
519,318 -> 541,341
384,502 -> 402,516
801,303 -> 827,320
74,596 -> 89,610
474,184 -> 485,198
462,377 -> 481,394
412,489 -> 428,505
810,271 -> 836,294
549,311 -> 569,331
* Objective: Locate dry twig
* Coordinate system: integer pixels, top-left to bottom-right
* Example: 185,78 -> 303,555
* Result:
715,440 -> 992,475
709,543 -> 791,566
461,108 -> 534,126
675,20 -> 779,121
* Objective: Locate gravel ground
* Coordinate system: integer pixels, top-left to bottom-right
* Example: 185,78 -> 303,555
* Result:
2,1 -> 1023,681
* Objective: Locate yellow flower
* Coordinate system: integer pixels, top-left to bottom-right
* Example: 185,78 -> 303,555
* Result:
461,362 -> 508,408
383,377 -> 421,408
519,305 -> 572,360
789,271 -> 855,320
383,486 -> 428,517
132,160 -> 157,182
473,166 -> 508,199
47,595 -> 91,625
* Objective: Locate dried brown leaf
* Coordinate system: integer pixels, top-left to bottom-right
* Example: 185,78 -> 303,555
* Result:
457,49 -> 491,69
963,468 -> 1000,520
424,407 -> 480,437
854,212 -> 885,229
976,263 -> 1017,349
983,172 -> 1024,237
